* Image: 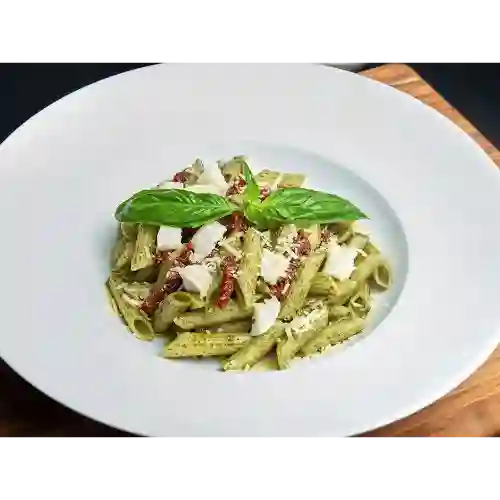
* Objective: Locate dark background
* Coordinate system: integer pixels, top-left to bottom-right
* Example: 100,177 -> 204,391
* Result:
1,63 -> 500,148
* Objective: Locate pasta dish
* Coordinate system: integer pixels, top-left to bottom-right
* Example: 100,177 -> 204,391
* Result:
106,157 -> 391,371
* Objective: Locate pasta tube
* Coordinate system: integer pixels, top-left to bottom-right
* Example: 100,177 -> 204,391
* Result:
276,304 -> 328,369
222,323 -> 285,371
278,173 -> 305,188
327,252 -> 385,305
301,317 -> 365,356
221,156 -> 246,182
163,332 -> 251,358
131,225 -> 158,271
279,251 -> 326,320
120,222 -> 138,241
153,292 -> 194,333
236,228 -> 262,309
111,235 -> 135,270
107,276 -> 155,341
255,169 -> 281,187
174,301 -> 253,330
209,319 -> 252,333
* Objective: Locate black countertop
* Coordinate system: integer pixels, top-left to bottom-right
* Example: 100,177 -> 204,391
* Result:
1,63 -> 500,149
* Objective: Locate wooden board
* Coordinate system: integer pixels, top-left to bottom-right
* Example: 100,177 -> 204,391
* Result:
1,64 -> 500,437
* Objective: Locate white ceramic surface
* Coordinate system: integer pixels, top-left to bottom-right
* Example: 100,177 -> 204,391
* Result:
1,64 -> 500,436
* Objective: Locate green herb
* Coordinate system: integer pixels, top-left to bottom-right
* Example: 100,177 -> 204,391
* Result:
115,189 -> 237,228
241,161 -> 260,203
244,187 -> 367,229
114,163 -> 367,229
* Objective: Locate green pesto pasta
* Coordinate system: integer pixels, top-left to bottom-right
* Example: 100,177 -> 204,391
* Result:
131,225 -> 157,271
108,156 -> 393,371
327,304 -> 351,321
255,169 -> 281,187
303,223 -> 321,250
276,305 -> 328,369
371,261 -> 392,290
131,265 -> 158,283
221,156 -> 246,182
313,251 -> 384,307
163,332 -> 251,358
174,301 -> 253,330
279,251 -> 326,321
278,173 -> 305,188
120,222 -> 138,241
184,158 -> 204,185
236,228 -> 262,309
251,352 -> 279,371
107,276 -> 155,341
153,291 -> 194,333
111,235 -> 135,270
309,272 -> 341,297
210,319 -> 252,333
301,317 -> 365,356
222,323 -> 285,371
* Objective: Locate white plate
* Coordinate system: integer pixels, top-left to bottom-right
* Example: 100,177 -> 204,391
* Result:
1,64 -> 500,437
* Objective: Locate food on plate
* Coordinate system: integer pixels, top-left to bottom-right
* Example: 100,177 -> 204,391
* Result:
106,156 -> 391,371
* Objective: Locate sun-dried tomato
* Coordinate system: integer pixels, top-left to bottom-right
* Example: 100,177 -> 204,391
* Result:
270,231 -> 311,299
141,243 -> 193,315
320,228 -> 331,244
141,271 -> 182,315
259,186 -> 271,200
269,258 -> 301,300
226,177 -> 246,196
217,256 -> 237,308
295,231 -> 311,256
227,212 -> 248,233
172,171 -> 188,183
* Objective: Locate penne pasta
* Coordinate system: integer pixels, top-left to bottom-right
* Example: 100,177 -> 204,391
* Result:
131,225 -> 158,271
153,291 -> 195,333
174,301 -> 253,330
222,323 -> 285,371
236,228 -> 262,309
301,317 -> 365,356
107,276 -> 155,341
107,156 -> 393,372
163,332 -> 251,358
279,251 -> 326,320
276,304 -> 328,369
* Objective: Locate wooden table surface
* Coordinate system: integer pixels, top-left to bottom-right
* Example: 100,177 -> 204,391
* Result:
2,63 -> 500,437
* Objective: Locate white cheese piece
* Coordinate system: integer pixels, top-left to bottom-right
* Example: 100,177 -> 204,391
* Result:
156,226 -> 183,251
323,238 -> 358,281
156,181 -> 184,190
260,249 -> 290,285
196,163 -> 228,191
191,221 -> 227,261
251,297 -> 281,336
185,184 -> 227,196
174,264 -> 213,298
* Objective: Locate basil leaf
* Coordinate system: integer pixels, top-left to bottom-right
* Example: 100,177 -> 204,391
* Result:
245,187 -> 367,228
241,160 -> 260,203
115,189 -> 237,228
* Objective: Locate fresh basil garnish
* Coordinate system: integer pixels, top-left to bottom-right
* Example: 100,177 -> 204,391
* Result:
114,162 -> 367,229
244,187 -> 367,228
115,189 -> 237,228
241,160 -> 260,203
